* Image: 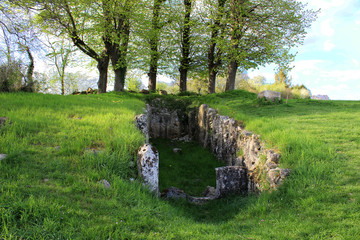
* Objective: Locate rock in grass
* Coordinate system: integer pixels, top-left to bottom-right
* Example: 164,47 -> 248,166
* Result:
0,154 -> 7,161
137,144 -> 159,195
0,117 -> 8,128
202,186 -> 216,198
161,187 -> 188,200
257,90 -> 281,102
173,148 -> 182,153
98,179 -> 111,189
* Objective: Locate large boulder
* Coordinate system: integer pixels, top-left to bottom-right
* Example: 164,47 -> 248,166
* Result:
137,144 -> 159,195
257,90 -> 281,102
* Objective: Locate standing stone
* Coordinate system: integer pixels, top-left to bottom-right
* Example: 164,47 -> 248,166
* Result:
137,144 -> 159,195
215,166 -> 248,198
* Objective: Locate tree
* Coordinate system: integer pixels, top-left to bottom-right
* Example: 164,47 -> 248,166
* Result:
148,0 -> 167,92
222,0 -> 318,91
207,0 -> 227,93
178,0 -> 193,92
45,36 -> 77,95
0,0 -> 40,92
35,0 -> 112,93
275,68 -> 292,87
103,0 -> 135,92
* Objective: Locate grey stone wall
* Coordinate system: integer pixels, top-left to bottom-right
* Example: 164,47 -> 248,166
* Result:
135,101 -> 290,196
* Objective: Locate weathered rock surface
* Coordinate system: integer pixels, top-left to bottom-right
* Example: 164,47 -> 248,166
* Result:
147,105 -> 183,139
202,186 -> 216,198
98,179 -> 111,188
159,90 -> 168,95
267,168 -> 291,188
134,113 -> 149,142
215,166 -> 248,197
137,144 -> 159,195
134,100 -> 290,199
257,90 -> 281,102
161,187 -> 187,200
0,154 -> 7,161
173,148 -> 182,153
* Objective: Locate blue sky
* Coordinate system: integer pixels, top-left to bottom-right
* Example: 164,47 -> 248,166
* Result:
248,0 -> 360,100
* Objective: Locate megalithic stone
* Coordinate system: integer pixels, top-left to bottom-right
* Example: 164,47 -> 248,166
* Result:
215,166 -> 248,198
137,144 -> 159,195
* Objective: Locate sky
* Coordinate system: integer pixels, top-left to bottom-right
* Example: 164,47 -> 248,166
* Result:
248,0 -> 360,100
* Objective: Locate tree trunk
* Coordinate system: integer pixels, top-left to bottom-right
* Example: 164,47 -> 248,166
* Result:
97,54 -> 109,94
225,0 -> 242,92
179,67 -> 187,92
148,0 -> 165,92
207,0 -> 226,94
114,66 -> 127,91
112,18 -> 130,92
24,46 -> 34,92
60,75 -> 65,95
208,67 -> 217,94
148,66 -> 157,91
225,60 -> 237,91
179,0 -> 192,93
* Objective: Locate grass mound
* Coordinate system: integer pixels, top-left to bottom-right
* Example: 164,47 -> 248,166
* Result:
0,90 -> 359,239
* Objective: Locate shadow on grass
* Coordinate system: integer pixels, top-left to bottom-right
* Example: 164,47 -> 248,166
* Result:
163,193 -> 256,224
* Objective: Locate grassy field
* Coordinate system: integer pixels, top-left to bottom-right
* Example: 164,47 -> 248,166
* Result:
0,91 -> 359,239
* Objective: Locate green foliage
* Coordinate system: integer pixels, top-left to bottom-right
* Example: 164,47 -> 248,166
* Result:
0,60 -> 24,92
125,71 -> 143,91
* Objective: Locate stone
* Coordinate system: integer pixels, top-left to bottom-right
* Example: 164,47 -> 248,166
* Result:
134,114 -> 149,142
0,117 -> 8,128
267,150 -> 280,164
86,87 -> 94,94
0,154 -> 7,161
215,166 -> 248,198
137,144 -> 159,195
265,160 -> 278,170
161,187 -> 188,200
141,99 -> 289,195
267,168 -> 290,187
148,106 -> 182,139
173,148 -> 182,153
98,179 -> 111,188
159,90 -> 168,95
257,90 -> 281,102
202,186 -> 216,198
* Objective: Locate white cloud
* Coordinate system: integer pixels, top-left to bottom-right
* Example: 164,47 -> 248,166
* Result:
352,59 -> 359,67
320,19 -> 335,37
323,40 -> 335,51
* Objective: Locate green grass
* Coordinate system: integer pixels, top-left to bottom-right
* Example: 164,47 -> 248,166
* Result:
0,90 -> 359,239
152,138 -> 223,196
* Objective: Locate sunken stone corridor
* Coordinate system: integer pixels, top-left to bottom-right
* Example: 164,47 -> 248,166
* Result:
135,99 -> 290,203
